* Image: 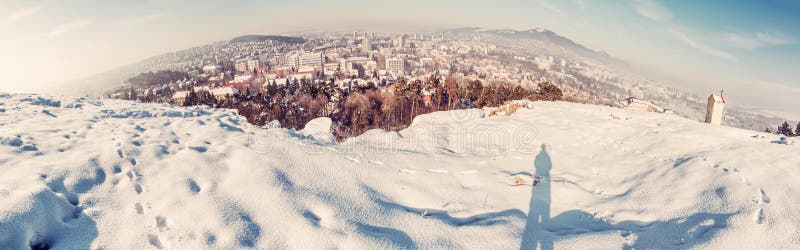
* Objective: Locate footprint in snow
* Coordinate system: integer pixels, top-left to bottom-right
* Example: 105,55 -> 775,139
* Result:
190,146 -> 207,153
156,216 -> 169,231
134,125 -> 146,132
111,164 -> 122,174
754,208 -> 765,224
147,234 -> 163,249
188,179 -> 201,194
134,202 -> 147,215
303,210 -> 322,227
758,189 -> 770,204
126,170 -> 136,181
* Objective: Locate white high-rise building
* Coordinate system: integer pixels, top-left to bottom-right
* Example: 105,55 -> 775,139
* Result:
299,52 -> 323,66
362,38 -> 371,51
386,57 -> 404,74
398,35 -> 406,48
235,60 -> 249,72
247,59 -> 260,71
286,52 -> 324,68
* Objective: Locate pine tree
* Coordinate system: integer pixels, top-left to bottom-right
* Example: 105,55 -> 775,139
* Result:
796,122 -> 800,137
537,82 -> 563,101
777,121 -> 795,137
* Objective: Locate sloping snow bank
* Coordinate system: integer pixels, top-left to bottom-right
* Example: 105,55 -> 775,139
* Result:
1,93 -> 799,249
297,117 -> 334,144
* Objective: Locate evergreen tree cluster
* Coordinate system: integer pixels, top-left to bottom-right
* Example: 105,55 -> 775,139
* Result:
139,77 -> 563,141
770,121 -> 800,137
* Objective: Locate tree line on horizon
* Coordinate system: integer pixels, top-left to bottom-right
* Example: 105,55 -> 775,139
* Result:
767,121 -> 800,137
124,76 -> 563,140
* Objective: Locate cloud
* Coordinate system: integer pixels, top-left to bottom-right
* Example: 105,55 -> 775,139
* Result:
632,1 -> 738,61
724,31 -> 794,50
47,19 -> 93,38
569,0 -> 589,10
122,13 -> 165,27
5,5 -> 42,23
723,33 -> 763,50
538,1 -> 562,14
755,32 -> 793,45
633,0 -> 673,22
669,28 -> 737,61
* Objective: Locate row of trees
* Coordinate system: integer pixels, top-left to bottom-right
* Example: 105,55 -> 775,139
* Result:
768,121 -> 800,137
178,77 -> 562,140
126,70 -> 188,89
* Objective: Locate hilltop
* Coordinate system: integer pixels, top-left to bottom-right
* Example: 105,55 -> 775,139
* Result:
443,27 -> 623,67
1,93 -> 799,249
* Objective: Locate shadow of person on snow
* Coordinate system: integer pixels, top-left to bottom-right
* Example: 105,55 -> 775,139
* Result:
520,144 -> 554,250
519,144 -> 735,250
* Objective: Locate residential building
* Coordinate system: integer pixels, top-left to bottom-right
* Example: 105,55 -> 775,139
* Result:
172,91 -> 189,105
386,57 -> 404,74
235,60 -> 249,72
202,65 -> 221,74
247,59 -> 260,72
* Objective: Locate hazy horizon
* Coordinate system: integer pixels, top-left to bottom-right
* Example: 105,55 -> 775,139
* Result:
1,0 -> 798,119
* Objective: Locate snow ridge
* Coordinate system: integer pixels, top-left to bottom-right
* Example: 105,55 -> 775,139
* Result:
1,94 -> 799,249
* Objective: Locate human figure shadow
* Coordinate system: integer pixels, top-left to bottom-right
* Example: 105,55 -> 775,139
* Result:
520,144 -> 554,250
519,144 -> 734,250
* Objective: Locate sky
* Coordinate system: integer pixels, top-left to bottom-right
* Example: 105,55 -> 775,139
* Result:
0,0 -> 798,118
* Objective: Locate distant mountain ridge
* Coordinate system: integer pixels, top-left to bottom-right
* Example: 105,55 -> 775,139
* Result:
62,28 -> 617,96
443,27 -> 625,68
58,34 -> 306,96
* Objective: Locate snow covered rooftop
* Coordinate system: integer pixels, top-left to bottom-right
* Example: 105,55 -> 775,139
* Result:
210,87 -> 238,96
710,94 -> 726,103
171,91 -> 188,99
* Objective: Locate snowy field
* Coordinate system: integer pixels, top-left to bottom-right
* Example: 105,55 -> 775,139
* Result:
1,93 -> 799,249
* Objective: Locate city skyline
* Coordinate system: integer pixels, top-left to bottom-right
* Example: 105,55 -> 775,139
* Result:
0,0 -> 798,118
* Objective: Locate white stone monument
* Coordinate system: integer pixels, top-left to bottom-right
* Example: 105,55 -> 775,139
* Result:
705,90 -> 726,125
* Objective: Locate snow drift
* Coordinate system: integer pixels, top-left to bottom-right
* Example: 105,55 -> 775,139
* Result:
1,93 -> 799,249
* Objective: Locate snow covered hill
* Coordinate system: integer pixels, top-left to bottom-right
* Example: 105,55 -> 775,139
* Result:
1,93 -> 799,249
